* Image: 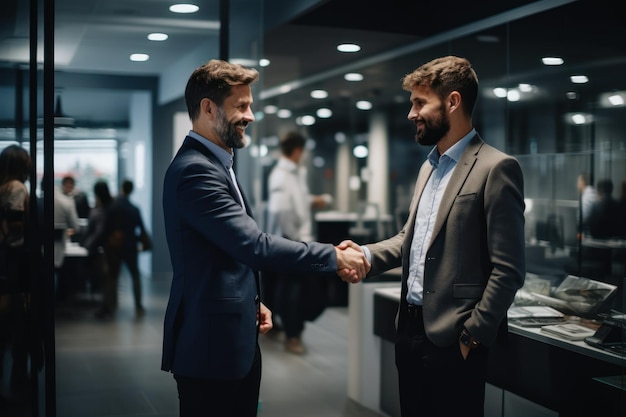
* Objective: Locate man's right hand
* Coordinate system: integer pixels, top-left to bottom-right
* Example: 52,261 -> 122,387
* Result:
334,241 -> 370,283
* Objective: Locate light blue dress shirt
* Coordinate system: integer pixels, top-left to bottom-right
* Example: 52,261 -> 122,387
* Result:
405,129 -> 475,305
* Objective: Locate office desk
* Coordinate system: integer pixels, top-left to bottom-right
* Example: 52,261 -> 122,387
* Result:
371,288 -> 626,417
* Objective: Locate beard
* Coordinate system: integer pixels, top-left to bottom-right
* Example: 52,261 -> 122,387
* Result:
215,107 -> 248,149
415,103 -> 450,147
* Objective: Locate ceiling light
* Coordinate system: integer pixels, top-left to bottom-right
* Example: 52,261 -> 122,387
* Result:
542,57 -> 564,66
518,83 -> 533,93
130,53 -> 149,62
334,132 -> 346,144
356,100 -> 372,110
259,58 -> 270,67
493,88 -> 507,98
263,105 -> 278,114
310,89 -> 328,99
169,4 -> 199,13
337,43 -> 361,53
566,92 -> 577,100
353,145 -> 368,158
148,33 -> 168,41
316,108 -> 332,118
276,109 -> 292,119
506,90 -> 521,102
570,75 -> 589,84
608,94 -> 625,106
312,156 -> 325,168
344,73 -> 363,82
571,114 -> 586,124
297,115 -> 316,126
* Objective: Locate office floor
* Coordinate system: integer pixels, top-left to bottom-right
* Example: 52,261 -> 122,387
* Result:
54,270 -> 388,417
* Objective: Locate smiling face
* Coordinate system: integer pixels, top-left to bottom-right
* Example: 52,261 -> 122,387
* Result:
210,84 -> 255,150
407,85 -> 450,147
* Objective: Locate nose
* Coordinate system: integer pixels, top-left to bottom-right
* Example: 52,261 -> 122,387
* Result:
244,107 -> 255,122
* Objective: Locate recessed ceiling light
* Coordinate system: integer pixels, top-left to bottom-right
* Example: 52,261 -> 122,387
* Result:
130,53 -> 149,62
506,90 -> 521,102
344,73 -> 363,82
310,90 -> 328,99
259,58 -> 270,67
297,115 -> 316,126
566,92 -> 577,100
169,4 -> 199,13
542,57 -> 564,66
570,75 -> 589,84
608,94 -> 625,106
316,108 -> 332,118
148,33 -> 168,41
353,145 -> 368,158
337,43 -> 361,53
263,105 -> 278,114
518,83 -> 533,92
493,88 -> 507,98
571,113 -> 587,124
276,109 -> 292,119
356,100 -> 372,110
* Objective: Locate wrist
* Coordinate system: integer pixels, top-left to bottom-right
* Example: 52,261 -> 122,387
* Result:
459,328 -> 480,349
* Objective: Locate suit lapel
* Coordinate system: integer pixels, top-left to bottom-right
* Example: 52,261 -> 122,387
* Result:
183,137 -> 254,218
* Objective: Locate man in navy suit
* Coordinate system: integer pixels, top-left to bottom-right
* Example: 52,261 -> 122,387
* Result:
161,59 -> 369,417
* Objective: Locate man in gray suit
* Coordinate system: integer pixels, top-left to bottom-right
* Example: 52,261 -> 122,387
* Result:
161,59 -> 368,417
340,56 -> 525,417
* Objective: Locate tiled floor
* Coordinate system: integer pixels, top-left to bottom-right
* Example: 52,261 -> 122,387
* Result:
54,271 -> 388,417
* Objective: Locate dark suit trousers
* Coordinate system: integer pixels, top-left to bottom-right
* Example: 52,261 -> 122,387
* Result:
175,344 -> 261,417
395,305 -> 488,417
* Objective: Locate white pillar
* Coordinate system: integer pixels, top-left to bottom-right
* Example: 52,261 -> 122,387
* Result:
366,111 -> 389,215
335,142 -> 352,213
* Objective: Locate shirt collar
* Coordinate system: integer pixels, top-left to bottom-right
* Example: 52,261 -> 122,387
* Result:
427,128 -> 476,168
277,156 -> 298,171
188,130 -> 234,170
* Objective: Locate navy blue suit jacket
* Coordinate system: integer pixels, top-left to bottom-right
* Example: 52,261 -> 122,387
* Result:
161,136 -> 337,379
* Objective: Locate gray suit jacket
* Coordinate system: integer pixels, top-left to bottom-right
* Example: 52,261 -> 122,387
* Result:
366,133 -> 525,347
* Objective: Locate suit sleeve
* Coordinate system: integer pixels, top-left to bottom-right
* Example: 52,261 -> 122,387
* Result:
175,157 -> 337,273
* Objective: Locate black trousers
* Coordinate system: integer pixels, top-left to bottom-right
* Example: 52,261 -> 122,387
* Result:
175,345 -> 261,417
395,305 -> 488,417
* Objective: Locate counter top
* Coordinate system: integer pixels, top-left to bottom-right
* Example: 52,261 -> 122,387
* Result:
372,287 -> 623,366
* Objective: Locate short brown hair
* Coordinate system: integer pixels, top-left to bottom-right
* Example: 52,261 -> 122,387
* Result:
402,56 -> 478,117
185,59 -> 259,121
279,131 -> 306,157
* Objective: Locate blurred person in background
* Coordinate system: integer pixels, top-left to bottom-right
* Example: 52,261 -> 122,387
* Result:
61,175 -> 91,219
103,179 -> 149,319
0,145 -> 33,404
83,181 -> 114,318
266,131 -> 332,354
587,178 -> 620,239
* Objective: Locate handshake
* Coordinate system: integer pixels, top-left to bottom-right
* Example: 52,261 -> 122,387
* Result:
334,240 -> 371,283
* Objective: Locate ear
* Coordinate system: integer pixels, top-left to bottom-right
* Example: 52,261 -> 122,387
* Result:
448,91 -> 461,113
201,98 -> 215,119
